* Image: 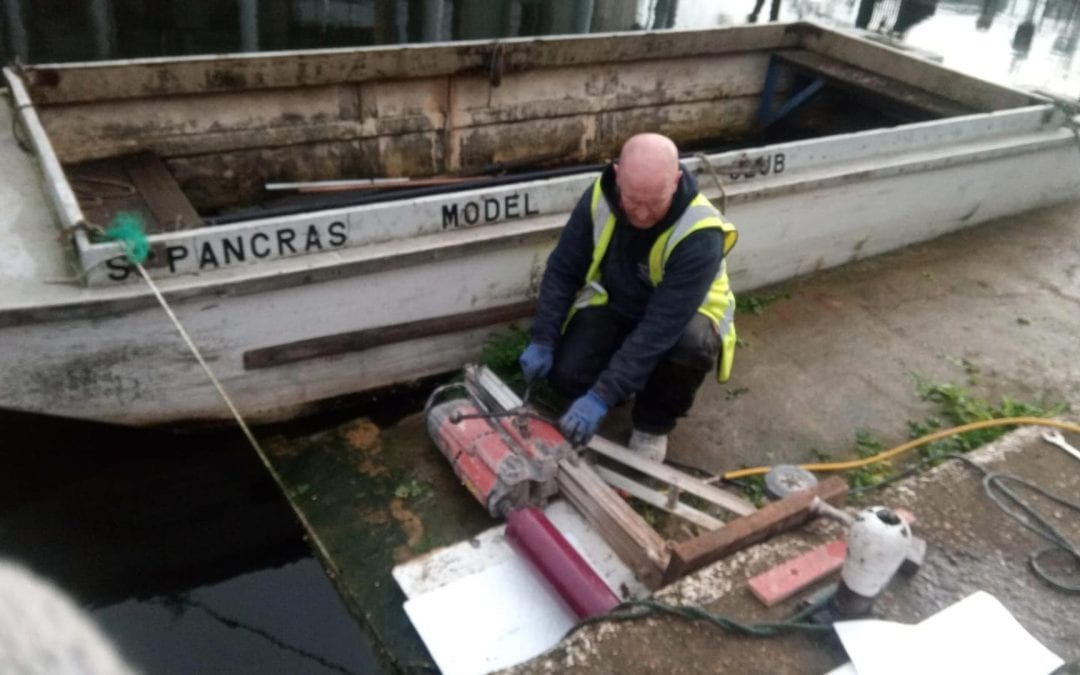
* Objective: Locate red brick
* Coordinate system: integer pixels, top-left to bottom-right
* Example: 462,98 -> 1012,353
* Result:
748,539 -> 847,607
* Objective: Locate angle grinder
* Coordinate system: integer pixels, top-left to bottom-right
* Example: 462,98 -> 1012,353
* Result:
763,466 -> 914,621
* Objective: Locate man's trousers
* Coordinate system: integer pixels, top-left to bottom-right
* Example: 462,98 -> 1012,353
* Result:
548,306 -> 721,434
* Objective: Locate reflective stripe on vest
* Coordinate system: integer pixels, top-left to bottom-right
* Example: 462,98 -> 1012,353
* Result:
572,180 -> 616,309
576,177 -> 740,382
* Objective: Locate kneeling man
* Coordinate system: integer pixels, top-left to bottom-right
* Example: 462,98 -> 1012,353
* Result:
519,133 -> 738,461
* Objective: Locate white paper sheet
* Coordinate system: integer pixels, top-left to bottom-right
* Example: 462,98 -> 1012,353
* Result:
403,557 -> 577,675
830,591 -> 1064,675
395,500 -> 647,675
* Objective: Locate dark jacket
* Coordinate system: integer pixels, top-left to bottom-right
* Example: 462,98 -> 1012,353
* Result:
531,164 -> 725,406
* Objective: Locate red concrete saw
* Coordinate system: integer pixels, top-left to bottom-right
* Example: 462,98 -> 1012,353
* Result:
424,365 -> 620,619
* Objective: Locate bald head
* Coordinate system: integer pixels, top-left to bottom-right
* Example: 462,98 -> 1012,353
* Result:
618,133 -> 680,173
614,133 -> 682,229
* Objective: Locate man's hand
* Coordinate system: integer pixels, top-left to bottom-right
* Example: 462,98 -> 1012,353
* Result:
559,392 -> 608,446
519,342 -> 554,384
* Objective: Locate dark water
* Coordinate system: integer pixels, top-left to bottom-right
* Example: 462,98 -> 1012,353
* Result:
0,410 -> 381,674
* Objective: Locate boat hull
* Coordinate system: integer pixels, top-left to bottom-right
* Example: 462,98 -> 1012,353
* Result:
2,22 -> 1079,425
4,118 -> 1077,425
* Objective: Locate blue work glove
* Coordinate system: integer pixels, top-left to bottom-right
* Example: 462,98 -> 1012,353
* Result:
519,342 -> 554,384
559,392 -> 609,446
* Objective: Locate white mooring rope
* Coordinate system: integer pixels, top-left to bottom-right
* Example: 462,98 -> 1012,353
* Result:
134,263 -> 338,570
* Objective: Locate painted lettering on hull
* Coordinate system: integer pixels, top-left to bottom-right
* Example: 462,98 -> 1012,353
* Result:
441,192 -> 540,230
727,153 -> 787,181
105,220 -> 348,282
103,189 -> 544,283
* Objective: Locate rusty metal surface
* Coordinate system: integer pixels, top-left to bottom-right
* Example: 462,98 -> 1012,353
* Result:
19,24 -> 794,104
37,50 -> 776,207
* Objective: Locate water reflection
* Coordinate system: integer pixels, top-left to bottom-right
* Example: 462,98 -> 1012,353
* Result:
0,0 -> 649,60
95,559 -> 379,675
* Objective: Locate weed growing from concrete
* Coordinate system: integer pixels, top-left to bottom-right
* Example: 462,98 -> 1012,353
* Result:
735,290 -> 791,316
907,378 -> 1068,462
729,474 -> 766,507
394,479 -> 430,500
476,324 -> 531,388
843,378 -> 1068,495
475,324 -> 563,410
845,430 -> 894,491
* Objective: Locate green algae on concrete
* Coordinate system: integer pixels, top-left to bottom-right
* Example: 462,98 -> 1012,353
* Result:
263,411 -> 499,671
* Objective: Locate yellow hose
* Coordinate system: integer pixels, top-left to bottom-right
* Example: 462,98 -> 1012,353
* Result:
723,417 -> 1080,481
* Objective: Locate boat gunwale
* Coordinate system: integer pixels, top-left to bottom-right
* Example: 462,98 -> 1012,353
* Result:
2,68 -> 86,253
13,21 -> 1039,113
2,21 -> 1065,297
0,108 -> 1074,327
65,103 -> 1064,279
16,23 -> 798,104
800,21 -> 1038,110
6,22 -> 1047,240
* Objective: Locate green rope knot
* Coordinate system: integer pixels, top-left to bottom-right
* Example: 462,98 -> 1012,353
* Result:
101,212 -> 149,264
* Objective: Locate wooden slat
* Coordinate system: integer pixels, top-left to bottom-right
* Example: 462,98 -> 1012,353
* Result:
66,152 -> 201,234
120,152 -> 202,231
66,157 -> 156,231
587,436 -> 756,517
592,465 -> 724,531
775,49 -> 972,118
556,457 -> 670,590
663,476 -> 848,584
244,301 -> 536,370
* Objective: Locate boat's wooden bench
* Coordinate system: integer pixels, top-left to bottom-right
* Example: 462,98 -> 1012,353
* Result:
757,49 -> 974,129
67,151 -> 202,234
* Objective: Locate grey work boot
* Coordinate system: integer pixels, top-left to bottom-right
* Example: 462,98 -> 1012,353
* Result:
628,429 -> 668,463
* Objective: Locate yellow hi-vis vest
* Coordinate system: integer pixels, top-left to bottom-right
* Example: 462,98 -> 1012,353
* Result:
573,178 -> 739,382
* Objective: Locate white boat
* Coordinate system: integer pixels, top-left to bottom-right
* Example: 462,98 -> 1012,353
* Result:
2,21 -> 1078,426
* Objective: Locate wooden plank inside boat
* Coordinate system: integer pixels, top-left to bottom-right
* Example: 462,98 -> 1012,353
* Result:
121,152 -> 203,231
66,151 -> 202,233
67,158 -> 149,231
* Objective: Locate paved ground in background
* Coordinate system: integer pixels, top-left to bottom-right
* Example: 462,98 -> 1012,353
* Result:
598,199 -> 1080,476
